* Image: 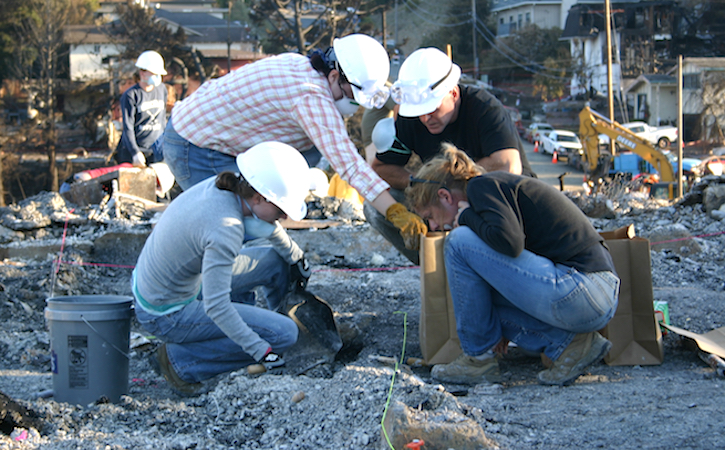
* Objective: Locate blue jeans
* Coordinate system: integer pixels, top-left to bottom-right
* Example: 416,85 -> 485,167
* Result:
444,227 -> 619,362
134,246 -> 298,383
162,118 -> 238,191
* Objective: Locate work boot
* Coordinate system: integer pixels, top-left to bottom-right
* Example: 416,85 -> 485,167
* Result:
431,353 -> 501,384
150,344 -> 204,397
537,332 -> 612,386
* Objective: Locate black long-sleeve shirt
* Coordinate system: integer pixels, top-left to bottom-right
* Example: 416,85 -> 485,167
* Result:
459,172 -> 616,274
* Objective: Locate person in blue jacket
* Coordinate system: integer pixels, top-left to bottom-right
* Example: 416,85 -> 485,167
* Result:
115,50 -> 168,167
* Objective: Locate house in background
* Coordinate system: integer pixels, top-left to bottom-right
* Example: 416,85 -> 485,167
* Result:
64,8 -> 264,83
624,73 -> 677,126
491,0 -> 577,37
560,2 -> 624,99
64,23 -> 127,83
96,0 -> 223,22
674,57 -> 725,142
153,8 -> 263,76
561,0 -> 680,99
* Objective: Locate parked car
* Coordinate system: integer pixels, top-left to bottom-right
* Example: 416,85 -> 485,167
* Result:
599,121 -> 678,149
660,150 -> 701,179
692,155 -> 725,177
524,123 -> 554,143
539,130 -> 582,158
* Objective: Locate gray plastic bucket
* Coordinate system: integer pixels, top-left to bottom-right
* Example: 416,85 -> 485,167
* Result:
45,295 -> 134,405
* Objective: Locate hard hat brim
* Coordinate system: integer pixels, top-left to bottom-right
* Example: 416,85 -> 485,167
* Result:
397,93 -> 446,117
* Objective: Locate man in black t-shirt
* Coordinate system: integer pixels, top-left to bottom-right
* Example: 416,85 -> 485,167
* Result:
363,47 -> 535,263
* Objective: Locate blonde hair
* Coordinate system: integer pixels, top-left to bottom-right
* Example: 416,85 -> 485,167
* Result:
405,143 -> 485,211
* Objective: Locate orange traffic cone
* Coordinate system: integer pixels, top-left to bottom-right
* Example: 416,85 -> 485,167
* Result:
551,150 -> 558,164
533,141 -> 539,153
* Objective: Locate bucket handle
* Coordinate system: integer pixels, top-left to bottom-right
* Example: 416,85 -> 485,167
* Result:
81,315 -> 131,360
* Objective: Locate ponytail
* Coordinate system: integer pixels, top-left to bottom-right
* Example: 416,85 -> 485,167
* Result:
405,143 -> 484,211
215,171 -> 257,200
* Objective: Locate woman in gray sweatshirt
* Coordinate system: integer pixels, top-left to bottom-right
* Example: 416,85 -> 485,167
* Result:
133,142 -> 311,396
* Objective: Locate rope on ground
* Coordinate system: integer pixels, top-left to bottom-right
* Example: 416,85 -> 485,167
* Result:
50,208 -> 75,298
649,230 -> 725,245
381,311 -> 408,449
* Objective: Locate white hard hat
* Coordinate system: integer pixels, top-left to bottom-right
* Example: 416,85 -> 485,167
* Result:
308,168 -> 330,198
236,142 -> 310,221
391,48 -> 461,117
371,117 -> 395,151
135,50 -> 167,76
332,34 -> 391,109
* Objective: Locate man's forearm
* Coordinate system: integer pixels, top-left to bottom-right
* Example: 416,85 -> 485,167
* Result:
371,162 -> 413,190
476,148 -> 523,175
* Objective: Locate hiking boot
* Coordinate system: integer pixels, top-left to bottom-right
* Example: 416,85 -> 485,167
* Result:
537,332 -> 611,386
431,353 -> 501,384
150,344 -> 204,397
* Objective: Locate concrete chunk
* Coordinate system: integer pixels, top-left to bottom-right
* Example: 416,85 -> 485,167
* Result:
381,401 -> 496,450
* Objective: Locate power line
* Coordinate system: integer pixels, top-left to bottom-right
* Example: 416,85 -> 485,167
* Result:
402,0 -> 473,20
475,17 -> 549,71
396,0 -> 571,81
401,0 -> 472,27
474,23 -> 570,80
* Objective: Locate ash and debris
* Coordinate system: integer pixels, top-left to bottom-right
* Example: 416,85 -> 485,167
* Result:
1,177 -> 725,450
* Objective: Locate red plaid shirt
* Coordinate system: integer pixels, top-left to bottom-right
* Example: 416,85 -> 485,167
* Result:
171,53 -> 389,201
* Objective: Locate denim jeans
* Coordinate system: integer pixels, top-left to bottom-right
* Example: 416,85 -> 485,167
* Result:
162,118 -> 238,191
444,226 -> 619,362
134,246 -> 298,383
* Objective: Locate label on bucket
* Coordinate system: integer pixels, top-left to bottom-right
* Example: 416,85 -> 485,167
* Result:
68,335 -> 89,389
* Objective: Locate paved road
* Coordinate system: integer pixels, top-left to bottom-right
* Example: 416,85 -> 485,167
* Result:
522,139 -> 586,192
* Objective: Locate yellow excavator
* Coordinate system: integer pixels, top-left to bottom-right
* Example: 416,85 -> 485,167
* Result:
578,106 -> 678,198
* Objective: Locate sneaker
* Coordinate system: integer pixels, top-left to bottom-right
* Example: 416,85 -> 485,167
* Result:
431,353 -> 501,384
150,344 -> 204,397
537,332 -> 611,386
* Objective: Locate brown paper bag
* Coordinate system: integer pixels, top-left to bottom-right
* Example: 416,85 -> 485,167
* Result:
419,232 -> 462,365
599,224 -> 664,365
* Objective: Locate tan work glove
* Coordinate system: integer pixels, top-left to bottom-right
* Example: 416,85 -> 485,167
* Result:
385,202 -> 428,251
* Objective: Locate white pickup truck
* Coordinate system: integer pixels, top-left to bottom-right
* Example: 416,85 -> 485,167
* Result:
599,121 -> 678,149
539,129 -> 582,157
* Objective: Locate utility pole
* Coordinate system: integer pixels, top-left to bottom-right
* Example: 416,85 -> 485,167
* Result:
604,0 -> 615,157
394,0 -> 398,50
381,7 -> 387,51
227,1 -> 232,73
472,0 -> 478,81
677,54 -> 683,199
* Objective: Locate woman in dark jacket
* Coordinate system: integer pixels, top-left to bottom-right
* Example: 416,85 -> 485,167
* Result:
406,143 -> 620,386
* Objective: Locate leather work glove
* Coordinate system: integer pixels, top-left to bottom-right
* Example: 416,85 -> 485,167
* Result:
386,203 -> 428,251
290,256 -> 312,291
131,152 -> 147,167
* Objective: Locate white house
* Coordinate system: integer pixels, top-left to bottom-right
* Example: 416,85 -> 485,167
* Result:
624,74 -> 677,126
560,3 -> 623,99
64,24 -> 127,82
490,0 -> 577,36
64,9 -> 262,82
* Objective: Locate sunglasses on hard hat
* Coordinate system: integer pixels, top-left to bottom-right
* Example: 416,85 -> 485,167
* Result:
336,61 -> 390,109
390,63 -> 453,106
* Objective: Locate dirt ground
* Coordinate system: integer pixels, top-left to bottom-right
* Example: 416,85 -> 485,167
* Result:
1,185 -> 725,449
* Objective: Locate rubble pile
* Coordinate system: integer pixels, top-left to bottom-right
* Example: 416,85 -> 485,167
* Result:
0,182 -> 724,449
